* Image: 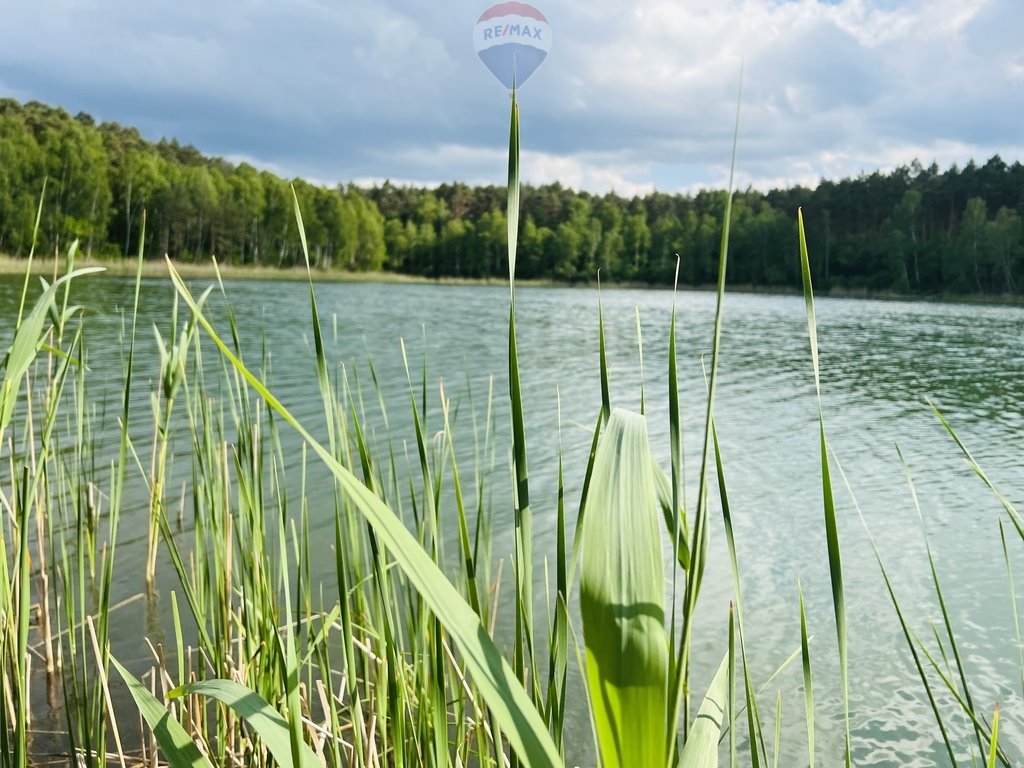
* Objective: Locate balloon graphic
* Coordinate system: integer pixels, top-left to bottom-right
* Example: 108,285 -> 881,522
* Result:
474,3 -> 551,90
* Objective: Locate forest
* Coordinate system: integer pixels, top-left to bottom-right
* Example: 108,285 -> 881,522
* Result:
1,97 -> 1022,295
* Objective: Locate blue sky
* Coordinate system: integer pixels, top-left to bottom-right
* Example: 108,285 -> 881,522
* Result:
0,0 -> 1020,196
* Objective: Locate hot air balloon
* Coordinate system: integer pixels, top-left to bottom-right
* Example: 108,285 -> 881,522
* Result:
474,3 -> 551,90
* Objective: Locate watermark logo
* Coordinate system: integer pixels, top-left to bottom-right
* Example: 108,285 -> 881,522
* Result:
474,2 -> 551,90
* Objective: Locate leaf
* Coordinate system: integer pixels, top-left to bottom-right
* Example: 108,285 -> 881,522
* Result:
988,705 -> 1000,768
679,652 -> 730,768
109,657 -> 213,768
507,90 -> 520,282
0,267 -> 104,439
505,89 -> 539,705
654,461 -> 690,572
580,408 -> 668,768
170,680 -> 320,768
799,583 -> 815,768
797,209 -> 850,766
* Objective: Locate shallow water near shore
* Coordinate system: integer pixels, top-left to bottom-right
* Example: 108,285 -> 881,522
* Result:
3,273 -> 1022,766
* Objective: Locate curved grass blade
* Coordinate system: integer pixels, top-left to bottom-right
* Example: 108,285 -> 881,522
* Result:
170,680 -> 320,768
999,520 -> 1024,705
567,292 -> 613,590
1,267 -> 105,440
928,400 -> 1024,540
712,422 -> 765,767
668,257 -> 685,641
441,383 -> 482,615
544,392 -> 569,756
913,634 -> 1010,767
678,652 -> 730,768
798,582 -> 814,768
655,463 -> 690,573
797,208 -> 850,767
771,692 -> 782,768
598,280 -> 610,414
897,443 -> 984,757
109,657 -> 213,768
833,452 -> 959,766
636,306 -> 645,415
988,706 -> 1000,768
727,607 -> 736,768
15,177 -> 46,326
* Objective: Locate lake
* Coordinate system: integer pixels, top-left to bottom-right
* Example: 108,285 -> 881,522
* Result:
4,273 -> 1022,766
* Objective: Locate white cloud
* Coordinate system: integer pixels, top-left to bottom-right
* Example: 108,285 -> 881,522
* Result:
521,151 -> 656,197
365,142 -> 656,196
0,0 -> 1020,193
1008,57 -> 1024,82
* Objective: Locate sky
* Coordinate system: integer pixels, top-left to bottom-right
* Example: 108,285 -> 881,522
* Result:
0,0 -> 1021,197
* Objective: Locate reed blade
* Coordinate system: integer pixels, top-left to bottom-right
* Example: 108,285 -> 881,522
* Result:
171,679 -> 321,768
678,652 -> 730,768
580,409 -> 668,768
797,208 -> 850,767
109,657 -> 214,768
798,582 -> 815,768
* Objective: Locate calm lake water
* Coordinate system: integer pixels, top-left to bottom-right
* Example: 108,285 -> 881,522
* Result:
4,274 -> 1022,766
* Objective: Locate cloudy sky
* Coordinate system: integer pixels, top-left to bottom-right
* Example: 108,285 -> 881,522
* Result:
1,0 -> 1021,196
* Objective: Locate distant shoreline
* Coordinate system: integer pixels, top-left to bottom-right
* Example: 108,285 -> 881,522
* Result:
0,254 -> 548,287
0,255 -> 1020,306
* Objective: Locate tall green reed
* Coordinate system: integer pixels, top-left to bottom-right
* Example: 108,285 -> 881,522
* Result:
2,88 -> 1020,768
797,209 -> 851,766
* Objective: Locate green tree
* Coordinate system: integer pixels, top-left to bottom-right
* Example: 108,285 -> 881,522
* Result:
622,208 -> 651,280
440,217 -> 473,276
955,197 -> 989,292
384,218 -> 417,272
474,209 -> 507,278
988,207 -> 1022,293
0,111 -> 44,255
518,216 -> 550,279
227,164 -> 265,264
650,213 -> 683,283
351,191 -> 387,271
595,199 -> 626,278
891,189 -> 923,287
552,221 -> 582,281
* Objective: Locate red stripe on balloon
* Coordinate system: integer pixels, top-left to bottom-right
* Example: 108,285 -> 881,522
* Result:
477,2 -> 547,23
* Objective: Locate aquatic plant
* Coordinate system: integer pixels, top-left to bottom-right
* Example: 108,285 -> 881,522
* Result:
0,91 -> 1017,768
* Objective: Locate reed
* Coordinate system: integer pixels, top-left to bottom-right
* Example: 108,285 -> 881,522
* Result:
0,91 -> 1019,768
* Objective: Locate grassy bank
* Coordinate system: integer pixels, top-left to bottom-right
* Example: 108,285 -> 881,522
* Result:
0,253 -> 503,285
3,253 -> 1020,307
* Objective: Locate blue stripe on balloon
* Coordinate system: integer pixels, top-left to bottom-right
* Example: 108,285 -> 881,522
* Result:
477,43 -> 548,90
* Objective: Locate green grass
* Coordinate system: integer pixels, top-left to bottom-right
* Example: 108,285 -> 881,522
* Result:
0,93 -> 1021,768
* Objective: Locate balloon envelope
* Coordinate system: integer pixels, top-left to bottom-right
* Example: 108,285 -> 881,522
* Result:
474,3 -> 551,90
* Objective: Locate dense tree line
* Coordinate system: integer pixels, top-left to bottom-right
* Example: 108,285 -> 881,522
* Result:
0,99 -> 386,270
1,98 -> 1022,295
